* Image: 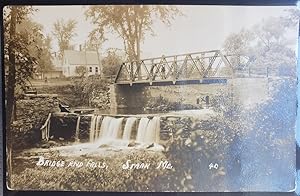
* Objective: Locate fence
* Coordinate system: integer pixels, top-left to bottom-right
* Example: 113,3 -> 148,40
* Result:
234,67 -> 294,78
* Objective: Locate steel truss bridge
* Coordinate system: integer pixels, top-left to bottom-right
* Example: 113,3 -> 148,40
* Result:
115,50 -> 234,85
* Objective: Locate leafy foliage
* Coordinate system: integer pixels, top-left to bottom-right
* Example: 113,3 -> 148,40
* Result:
145,95 -> 200,112
101,48 -> 124,76
236,78 -> 296,190
85,5 -> 182,61
164,78 -> 296,191
52,18 -> 77,57
223,10 -> 297,75
11,151 -> 169,191
75,65 -> 88,77
4,7 -> 41,91
71,75 -> 110,107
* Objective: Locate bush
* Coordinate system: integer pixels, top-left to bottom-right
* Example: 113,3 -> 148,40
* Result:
11,151 -> 169,191
12,97 -> 60,149
71,75 -> 110,108
163,78 -> 296,191
145,95 -> 200,112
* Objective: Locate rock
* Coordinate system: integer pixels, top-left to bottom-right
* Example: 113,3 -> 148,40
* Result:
167,117 -> 178,121
58,137 -> 64,141
128,141 -> 138,147
41,143 -> 50,148
48,140 -> 58,146
99,144 -> 110,148
146,143 -> 155,149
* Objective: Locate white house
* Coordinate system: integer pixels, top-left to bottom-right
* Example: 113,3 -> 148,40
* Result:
61,49 -> 101,77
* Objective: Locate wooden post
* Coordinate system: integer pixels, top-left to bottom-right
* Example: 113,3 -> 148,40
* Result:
130,62 -> 133,82
248,67 -> 251,77
173,56 -> 177,83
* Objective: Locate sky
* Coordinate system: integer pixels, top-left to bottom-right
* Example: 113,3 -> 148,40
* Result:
32,5 -> 298,59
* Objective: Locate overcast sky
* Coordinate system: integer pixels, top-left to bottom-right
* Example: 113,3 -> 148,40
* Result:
32,5 -> 298,58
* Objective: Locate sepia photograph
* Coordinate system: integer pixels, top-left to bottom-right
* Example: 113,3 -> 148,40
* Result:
3,5 -> 298,192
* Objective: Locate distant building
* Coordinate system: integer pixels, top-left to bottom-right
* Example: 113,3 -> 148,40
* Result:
61,49 -> 101,77
52,54 -> 63,70
33,54 -> 63,79
42,54 -> 63,79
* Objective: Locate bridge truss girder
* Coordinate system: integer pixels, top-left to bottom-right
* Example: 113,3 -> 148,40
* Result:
115,50 -> 233,85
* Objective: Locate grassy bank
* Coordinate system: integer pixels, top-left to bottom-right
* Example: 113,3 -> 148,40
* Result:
10,149 -> 171,191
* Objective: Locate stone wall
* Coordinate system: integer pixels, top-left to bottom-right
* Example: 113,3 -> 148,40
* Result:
12,96 -> 60,149
90,89 -> 110,109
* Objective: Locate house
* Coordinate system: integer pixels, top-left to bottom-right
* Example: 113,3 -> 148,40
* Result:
41,55 -> 63,79
33,54 -> 63,79
61,49 -> 101,77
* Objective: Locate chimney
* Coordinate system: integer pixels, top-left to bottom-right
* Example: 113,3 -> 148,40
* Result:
79,45 -> 82,51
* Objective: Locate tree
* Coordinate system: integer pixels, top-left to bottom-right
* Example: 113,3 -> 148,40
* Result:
52,18 -> 77,58
85,5 -> 181,62
36,35 -> 54,78
223,12 -> 297,76
75,65 -> 88,77
4,5 -> 39,186
101,48 -> 124,76
223,29 -> 254,70
17,19 -> 54,78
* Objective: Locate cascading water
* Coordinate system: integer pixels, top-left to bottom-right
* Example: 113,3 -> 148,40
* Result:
144,117 -> 160,143
136,117 -> 150,142
94,115 -> 102,140
87,115 -> 161,149
100,116 -> 114,138
75,116 -> 81,142
123,117 -> 137,140
136,117 -> 160,143
110,118 -> 124,139
42,114 -> 163,158
89,115 -> 96,142
89,115 -> 104,142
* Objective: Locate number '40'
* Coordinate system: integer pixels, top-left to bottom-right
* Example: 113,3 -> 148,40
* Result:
209,163 -> 218,170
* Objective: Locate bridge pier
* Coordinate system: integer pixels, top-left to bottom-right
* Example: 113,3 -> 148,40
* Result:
110,84 -> 149,114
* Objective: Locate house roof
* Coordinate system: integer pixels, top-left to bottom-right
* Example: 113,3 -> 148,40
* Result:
63,50 -> 100,65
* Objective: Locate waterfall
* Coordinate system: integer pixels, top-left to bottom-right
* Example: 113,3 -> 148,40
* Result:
136,117 -> 160,143
89,115 -> 160,148
94,116 -> 102,140
89,115 -> 96,142
144,117 -> 160,143
100,116 -> 114,138
123,117 -> 137,140
136,117 -> 150,142
75,116 -> 81,142
90,115 -> 105,142
107,118 -> 124,139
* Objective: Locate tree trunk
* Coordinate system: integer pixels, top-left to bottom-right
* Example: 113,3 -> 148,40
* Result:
134,10 -> 142,80
13,100 -> 17,120
136,39 -> 141,80
6,6 -> 17,187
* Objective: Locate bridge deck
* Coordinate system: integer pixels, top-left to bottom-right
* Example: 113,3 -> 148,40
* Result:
116,77 -> 228,85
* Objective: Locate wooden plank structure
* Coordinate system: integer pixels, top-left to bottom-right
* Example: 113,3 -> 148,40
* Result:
115,50 -> 234,85
41,113 -> 52,141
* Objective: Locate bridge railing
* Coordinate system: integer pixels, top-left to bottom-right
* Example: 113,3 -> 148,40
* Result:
234,67 -> 296,78
115,50 -> 233,85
